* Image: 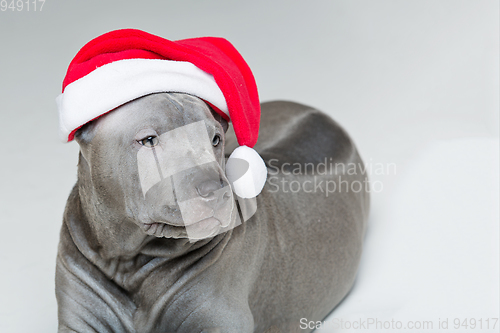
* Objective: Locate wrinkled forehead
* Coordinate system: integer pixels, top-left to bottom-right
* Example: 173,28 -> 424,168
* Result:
94,92 -> 214,140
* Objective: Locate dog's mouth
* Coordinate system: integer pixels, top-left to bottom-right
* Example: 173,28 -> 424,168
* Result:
141,221 -> 183,238
141,217 -> 222,240
184,217 -> 222,239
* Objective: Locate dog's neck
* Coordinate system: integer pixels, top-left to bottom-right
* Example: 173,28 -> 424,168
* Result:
63,184 -> 231,295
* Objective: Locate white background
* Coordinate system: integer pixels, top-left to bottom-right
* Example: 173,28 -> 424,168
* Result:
0,1 -> 498,332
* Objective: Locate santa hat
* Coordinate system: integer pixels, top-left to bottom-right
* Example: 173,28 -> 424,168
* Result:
56,29 -> 267,198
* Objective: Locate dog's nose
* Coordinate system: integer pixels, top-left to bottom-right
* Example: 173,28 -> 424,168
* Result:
196,180 -> 222,198
196,180 -> 231,203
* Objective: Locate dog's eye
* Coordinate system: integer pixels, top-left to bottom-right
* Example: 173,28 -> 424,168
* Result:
212,134 -> 221,147
139,136 -> 159,148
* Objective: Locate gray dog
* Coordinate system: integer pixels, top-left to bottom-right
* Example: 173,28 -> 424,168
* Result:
55,92 -> 369,333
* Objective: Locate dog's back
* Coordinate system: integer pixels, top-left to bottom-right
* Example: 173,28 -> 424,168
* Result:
225,101 -> 369,332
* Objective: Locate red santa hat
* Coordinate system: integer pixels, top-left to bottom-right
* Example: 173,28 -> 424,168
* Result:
56,29 -> 267,198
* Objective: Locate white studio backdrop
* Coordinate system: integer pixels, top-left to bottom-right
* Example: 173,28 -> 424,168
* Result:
0,1 -> 498,332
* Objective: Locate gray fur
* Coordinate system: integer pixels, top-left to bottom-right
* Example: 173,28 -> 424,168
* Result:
55,93 -> 369,333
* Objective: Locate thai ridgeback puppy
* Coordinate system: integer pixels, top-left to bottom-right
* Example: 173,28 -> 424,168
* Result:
55,92 -> 369,333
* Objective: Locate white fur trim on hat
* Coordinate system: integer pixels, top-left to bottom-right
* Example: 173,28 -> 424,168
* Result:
56,58 -> 229,141
225,145 -> 267,198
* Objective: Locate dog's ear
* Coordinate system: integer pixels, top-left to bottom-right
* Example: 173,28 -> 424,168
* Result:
74,120 -> 99,163
74,120 -> 98,145
208,105 -> 229,133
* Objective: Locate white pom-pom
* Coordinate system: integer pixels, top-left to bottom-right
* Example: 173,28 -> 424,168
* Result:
226,146 -> 267,198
